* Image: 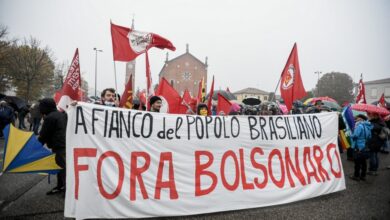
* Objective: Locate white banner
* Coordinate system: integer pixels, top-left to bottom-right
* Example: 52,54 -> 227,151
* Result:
65,103 -> 345,219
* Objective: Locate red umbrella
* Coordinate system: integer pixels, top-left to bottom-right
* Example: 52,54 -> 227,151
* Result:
311,96 -> 337,103
351,103 -> 390,116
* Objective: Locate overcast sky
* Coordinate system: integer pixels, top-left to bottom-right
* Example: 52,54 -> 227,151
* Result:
1,0 -> 389,95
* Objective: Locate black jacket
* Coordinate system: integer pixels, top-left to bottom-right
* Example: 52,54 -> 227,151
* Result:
367,118 -> 386,152
38,111 -> 67,152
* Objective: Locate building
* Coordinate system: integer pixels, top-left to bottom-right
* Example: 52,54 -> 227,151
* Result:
158,44 -> 208,97
233,87 -> 269,102
364,77 -> 390,104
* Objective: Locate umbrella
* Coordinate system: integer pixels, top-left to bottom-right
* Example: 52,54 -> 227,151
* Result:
242,97 -> 261,106
304,96 -> 337,105
351,103 -> 390,116
371,101 -> 390,109
3,96 -> 27,111
205,90 -> 236,101
322,100 -> 341,111
1,124 -> 61,174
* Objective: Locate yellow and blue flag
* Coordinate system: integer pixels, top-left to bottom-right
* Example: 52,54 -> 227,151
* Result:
1,124 -> 61,174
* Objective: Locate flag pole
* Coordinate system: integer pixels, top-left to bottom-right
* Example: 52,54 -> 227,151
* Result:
271,76 -> 282,102
113,61 -> 118,93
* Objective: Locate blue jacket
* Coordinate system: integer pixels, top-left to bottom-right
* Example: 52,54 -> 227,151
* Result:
351,121 -> 372,150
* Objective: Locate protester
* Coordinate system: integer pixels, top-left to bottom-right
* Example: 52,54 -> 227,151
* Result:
306,100 -> 323,113
149,96 -> 162,113
18,106 -> 29,129
197,103 -> 208,116
366,113 -> 386,176
30,103 -> 42,135
350,114 -> 372,181
0,100 -> 15,138
100,88 -> 119,107
291,101 -> 304,114
37,98 -> 67,195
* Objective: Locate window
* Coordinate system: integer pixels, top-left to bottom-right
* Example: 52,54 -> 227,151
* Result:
264,96 -> 268,101
371,88 -> 377,98
170,80 -> 174,87
385,87 -> 390,97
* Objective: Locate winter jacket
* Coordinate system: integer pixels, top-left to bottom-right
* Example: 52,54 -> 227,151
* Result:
38,98 -> 67,152
367,118 -> 386,152
351,121 -> 372,151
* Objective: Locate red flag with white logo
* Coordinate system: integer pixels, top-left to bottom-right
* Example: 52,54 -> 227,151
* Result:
156,78 -> 182,114
217,93 -> 232,115
356,76 -> 367,104
111,22 -> 176,62
56,48 -> 82,110
279,43 -> 306,111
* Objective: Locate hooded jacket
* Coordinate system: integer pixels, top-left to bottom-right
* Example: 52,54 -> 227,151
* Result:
38,98 -> 67,152
351,120 -> 372,151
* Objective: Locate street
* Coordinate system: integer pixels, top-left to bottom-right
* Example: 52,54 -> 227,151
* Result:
0,137 -> 389,220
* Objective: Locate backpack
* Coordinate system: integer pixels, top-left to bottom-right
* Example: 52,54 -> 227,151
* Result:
379,126 -> 390,140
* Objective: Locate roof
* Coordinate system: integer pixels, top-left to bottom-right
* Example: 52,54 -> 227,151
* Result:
233,87 -> 269,95
365,78 -> 390,85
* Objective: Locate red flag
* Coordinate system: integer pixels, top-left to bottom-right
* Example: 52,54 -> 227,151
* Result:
279,43 -> 306,111
378,93 -> 386,108
119,75 -> 133,108
356,76 -> 367,104
207,76 -> 215,115
217,93 -> 232,115
196,78 -> 204,105
111,22 -> 176,62
156,78 -> 182,113
138,90 -> 146,107
56,48 -> 81,110
182,89 -> 192,105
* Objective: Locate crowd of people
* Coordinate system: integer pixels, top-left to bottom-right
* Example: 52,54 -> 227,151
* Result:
1,88 -> 389,195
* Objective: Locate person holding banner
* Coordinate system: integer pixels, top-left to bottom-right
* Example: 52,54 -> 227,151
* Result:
38,98 -> 67,195
350,114 -> 372,181
196,103 -> 209,116
100,88 -> 119,107
149,96 -> 162,112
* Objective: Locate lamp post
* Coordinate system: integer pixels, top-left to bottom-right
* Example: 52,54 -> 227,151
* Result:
314,71 -> 322,96
93,48 -> 103,98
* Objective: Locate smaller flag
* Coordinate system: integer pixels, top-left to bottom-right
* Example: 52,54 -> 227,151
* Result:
56,48 -> 82,111
356,75 -> 366,104
377,93 -> 387,108
217,93 -> 232,115
119,75 -> 133,108
197,78 -> 205,105
182,89 -> 192,105
207,76 -> 215,115
155,78 -> 182,114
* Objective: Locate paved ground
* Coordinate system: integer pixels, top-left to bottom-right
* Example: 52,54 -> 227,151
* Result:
0,136 -> 389,220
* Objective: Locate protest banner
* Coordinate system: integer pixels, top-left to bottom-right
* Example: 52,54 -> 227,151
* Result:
65,102 -> 345,219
